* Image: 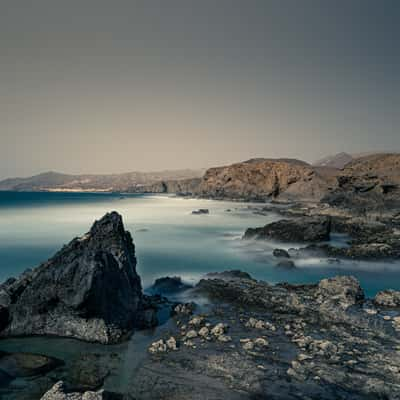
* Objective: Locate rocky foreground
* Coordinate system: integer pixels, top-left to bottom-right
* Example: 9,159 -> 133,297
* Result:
1,210 -> 400,399
0,212 -> 156,344
38,271 -> 400,400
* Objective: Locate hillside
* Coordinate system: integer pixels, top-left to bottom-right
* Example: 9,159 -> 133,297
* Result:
322,153 -> 400,212
313,152 -> 353,169
194,158 -> 338,202
0,169 -> 205,192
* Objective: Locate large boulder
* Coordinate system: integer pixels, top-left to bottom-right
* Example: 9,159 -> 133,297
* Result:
315,276 -> 364,310
0,212 -> 148,344
243,216 -> 331,243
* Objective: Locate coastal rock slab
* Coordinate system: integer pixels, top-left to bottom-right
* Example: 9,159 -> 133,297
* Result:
0,212 -> 146,344
243,216 -> 331,242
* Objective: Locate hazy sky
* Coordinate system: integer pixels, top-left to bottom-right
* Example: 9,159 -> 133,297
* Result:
1,1 -> 399,179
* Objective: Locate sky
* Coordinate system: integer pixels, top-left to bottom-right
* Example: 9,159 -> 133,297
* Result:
1,1 -> 399,179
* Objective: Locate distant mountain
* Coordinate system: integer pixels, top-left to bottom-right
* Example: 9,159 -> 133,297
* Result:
313,152 -> 353,169
0,169 -> 205,192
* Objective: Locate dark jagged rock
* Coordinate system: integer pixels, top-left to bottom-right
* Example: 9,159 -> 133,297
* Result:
243,216 -> 331,243
148,277 -> 193,295
273,248 -> 291,258
203,270 -> 254,281
0,212 -> 151,344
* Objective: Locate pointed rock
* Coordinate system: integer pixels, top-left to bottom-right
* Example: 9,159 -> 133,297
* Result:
0,212 -> 148,343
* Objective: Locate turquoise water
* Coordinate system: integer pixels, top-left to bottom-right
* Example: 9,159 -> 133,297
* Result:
0,191 -> 399,297
1,191 -> 400,398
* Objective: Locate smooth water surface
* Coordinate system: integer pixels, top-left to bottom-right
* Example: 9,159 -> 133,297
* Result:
0,191 -> 400,297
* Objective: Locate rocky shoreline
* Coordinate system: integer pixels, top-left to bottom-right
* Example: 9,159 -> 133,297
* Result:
1,210 -> 400,399
36,271 -> 400,400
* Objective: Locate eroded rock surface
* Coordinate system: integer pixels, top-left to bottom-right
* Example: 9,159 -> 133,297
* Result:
127,272 -> 400,400
243,216 -> 331,242
0,212 -> 150,344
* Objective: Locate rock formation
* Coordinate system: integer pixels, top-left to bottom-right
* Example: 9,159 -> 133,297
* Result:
127,272 -> 400,399
194,158 -> 337,202
0,212 -> 152,344
40,381 -> 124,400
243,216 -> 331,242
323,153 -> 400,213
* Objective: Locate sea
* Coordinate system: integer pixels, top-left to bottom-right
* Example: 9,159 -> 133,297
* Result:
1,191 -> 399,398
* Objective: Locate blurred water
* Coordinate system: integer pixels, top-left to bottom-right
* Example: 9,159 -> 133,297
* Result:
0,191 -> 399,297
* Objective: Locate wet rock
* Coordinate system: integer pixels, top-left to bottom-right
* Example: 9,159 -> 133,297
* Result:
210,323 -> 228,337
374,289 -> 400,307
315,275 -> 364,310
148,276 -> 192,295
243,216 -> 331,243
276,260 -> 296,269
198,326 -> 210,338
185,330 -> 198,339
188,316 -> 205,327
0,351 -> 64,378
245,318 -> 276,331
0,212 -> 145,344
67,353 -> 119,391
166,336 -> 178,351
173,302 -> 195,315
128,272 -> 400,399
192,209 -> 209,215
40,381 -> 127,400
148,339 -> 167,354
203,270 -> 253,281
217,334 -> 232,343
273,248 -> 290,258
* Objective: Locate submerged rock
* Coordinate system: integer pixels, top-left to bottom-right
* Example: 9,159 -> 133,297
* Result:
0,212 -> 150,344
0,351 -> 63,378
243,216 -> 331,243
275,260 -> 296,269
273,248 -> 290,258
148,276 -> 192,295
191,209 -> 209,215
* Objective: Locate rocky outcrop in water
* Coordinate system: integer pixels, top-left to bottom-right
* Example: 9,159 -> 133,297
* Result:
243,216 -> 331,242
0,212 -> 152,344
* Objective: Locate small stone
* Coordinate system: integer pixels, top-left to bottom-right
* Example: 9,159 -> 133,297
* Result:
242,341 -> 254,351
211,323 -> 228,337
217,334 -> 232,343
149,339 -> 167,354
254,338 -> 269,347
189,316 -> 205,327
166,336 -> 177,351
198,327 -> 210,338
186,330 -> 198,339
